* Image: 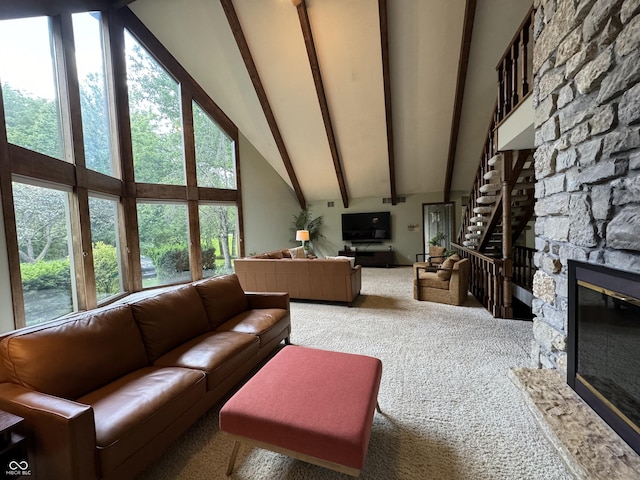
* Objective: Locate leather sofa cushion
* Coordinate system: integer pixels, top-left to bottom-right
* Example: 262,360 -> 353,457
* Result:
215,308 -> 290,347
154,331 -> 260,389
0,304 -> 148,399
77,366 -> 206,477
130,285 -> 210,363
194,274 -> 250,330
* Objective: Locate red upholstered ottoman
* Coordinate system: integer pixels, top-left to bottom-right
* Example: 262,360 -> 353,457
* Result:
219,345 -> 383,477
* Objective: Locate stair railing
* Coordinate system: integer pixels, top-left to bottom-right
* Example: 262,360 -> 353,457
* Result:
496,6 -> 534,124
451,242 -> 507,317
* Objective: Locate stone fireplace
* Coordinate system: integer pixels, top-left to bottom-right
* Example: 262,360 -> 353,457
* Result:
526,0 -> 640,471
531,0 -> 640,373
567,260 -> 640,455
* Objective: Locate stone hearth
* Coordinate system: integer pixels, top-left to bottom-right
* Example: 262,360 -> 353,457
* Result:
509,367 -> 640,480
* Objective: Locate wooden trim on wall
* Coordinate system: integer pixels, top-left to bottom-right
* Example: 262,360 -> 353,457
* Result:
0,4 -> 247,327
219,0 -> 306,209
0,86 -> 26,328
444,0 -> 476,203
378,0 -> 397,205
295,0 -> 349,208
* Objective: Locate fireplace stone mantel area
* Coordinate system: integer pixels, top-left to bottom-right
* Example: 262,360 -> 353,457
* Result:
509,368 -> 640,480
528,0 -> 640,473
531,0 -> 640,373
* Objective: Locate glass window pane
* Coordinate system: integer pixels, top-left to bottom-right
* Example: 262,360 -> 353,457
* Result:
89,196 -> 122,301
125,30 -> 185,185
0,17 -> 64,160
13,182 -> 75,326
73,12 -> 115,176
193,101 -> 236,189
200,204 -> 238,278
137,203 -> 190,287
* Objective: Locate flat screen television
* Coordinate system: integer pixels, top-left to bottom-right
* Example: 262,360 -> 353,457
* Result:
342,211 -> 391,243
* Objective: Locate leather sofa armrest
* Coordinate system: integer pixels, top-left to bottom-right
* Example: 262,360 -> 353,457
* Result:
0,382 -> 97,480
246,292 -> 290,310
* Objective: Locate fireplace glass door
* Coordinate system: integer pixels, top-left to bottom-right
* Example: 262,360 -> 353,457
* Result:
568,260 -> 640,455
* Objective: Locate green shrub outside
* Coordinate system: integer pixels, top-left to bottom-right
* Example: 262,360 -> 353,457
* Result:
145,244 -> 216,280
21,259 -> 71,292
93,242 -> 120,298
21,242 -> 220,294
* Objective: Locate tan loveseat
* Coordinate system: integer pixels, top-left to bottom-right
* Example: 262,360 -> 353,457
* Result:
413,256 -> 470,305
0,274 -> 290,480
234,249 -> 361,305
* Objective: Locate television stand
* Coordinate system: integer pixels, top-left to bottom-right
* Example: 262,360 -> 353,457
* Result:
339,249 -> 394,268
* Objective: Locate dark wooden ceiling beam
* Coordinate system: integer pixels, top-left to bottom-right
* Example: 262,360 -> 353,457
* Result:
220,0 -> 306,209
378,0 -> 396,205
444,0 -> 477,202
294,0 -> 349,209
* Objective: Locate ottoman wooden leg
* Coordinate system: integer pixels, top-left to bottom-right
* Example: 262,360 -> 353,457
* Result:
226,440 -> 241,476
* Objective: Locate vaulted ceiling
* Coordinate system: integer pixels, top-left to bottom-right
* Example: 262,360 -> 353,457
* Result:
130,0 -> 532,208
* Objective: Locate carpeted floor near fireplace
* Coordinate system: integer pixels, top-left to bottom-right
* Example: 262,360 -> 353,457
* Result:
139,267 -> 573,480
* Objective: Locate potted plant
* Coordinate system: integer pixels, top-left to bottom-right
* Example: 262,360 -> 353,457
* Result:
292,208 -> 324,254
428,231 -> 447,264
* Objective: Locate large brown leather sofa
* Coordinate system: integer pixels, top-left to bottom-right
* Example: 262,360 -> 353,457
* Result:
234,249 -> 361,305
0,274 -> 290,480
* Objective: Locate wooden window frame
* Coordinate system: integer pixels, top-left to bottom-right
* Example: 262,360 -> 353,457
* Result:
0,4 -> 243,328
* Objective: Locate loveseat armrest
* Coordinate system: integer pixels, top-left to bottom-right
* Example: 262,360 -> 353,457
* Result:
246,291 -> 290,310
0,383 -> 97,480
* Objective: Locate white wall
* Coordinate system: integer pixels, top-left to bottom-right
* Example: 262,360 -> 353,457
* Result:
239,133 -> 300,255
306,191 -> 467,265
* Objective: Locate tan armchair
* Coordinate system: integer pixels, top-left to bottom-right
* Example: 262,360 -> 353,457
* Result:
415,245 -> 447,267
413,256 -> 470,306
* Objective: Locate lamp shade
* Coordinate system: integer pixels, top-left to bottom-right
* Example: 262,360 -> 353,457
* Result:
296,230 -> 310,241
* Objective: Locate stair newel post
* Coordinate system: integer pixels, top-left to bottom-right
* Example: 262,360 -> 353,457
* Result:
501,151 -> 514,319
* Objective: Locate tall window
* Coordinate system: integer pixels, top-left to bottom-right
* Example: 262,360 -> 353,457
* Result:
0,17 -> 64,160
89,195 -> 122,301
0,9 -> 241,329
199,204 -> 238,277
13,181 -> 75,326
137,202 -> 190,287
73,12 -> 115,176
194,101 -> 236,189
125,30 -> 185,185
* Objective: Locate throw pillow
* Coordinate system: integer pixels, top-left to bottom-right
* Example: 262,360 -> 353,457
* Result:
333,255 -> 356,268
437,256 -> 457,281
289,246 -> 306,259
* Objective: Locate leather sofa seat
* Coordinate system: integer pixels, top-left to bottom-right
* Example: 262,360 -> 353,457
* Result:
77,367 -> 206,477
0,273 -> 291,480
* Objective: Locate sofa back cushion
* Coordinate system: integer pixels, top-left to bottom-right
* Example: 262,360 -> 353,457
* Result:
194,274 -> 249,330
130,285 -> 210,362
0,304 -> 148,399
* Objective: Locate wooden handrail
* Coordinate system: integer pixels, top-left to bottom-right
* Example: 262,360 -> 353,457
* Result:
496,6 -> 534,124
452,243 -> 510,318
513,245 -> 536,291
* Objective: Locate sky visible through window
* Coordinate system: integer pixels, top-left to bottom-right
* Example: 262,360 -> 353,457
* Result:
0,14 -> 127,100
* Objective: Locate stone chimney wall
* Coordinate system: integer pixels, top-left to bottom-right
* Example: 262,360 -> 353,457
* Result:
532,0 -> 640,371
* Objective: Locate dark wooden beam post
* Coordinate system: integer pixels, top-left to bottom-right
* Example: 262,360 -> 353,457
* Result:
378,0 -> 396,205
444,0 -> 476,203
294,0 -> 349,208
220,0 -> 306,209
501,151 -> 513,319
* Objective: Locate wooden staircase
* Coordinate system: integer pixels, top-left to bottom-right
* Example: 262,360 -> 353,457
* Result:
461,149 -> 535,258
452,6 -> 536,319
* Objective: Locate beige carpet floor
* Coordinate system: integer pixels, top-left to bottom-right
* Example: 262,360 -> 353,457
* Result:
139,267 -> 573,480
